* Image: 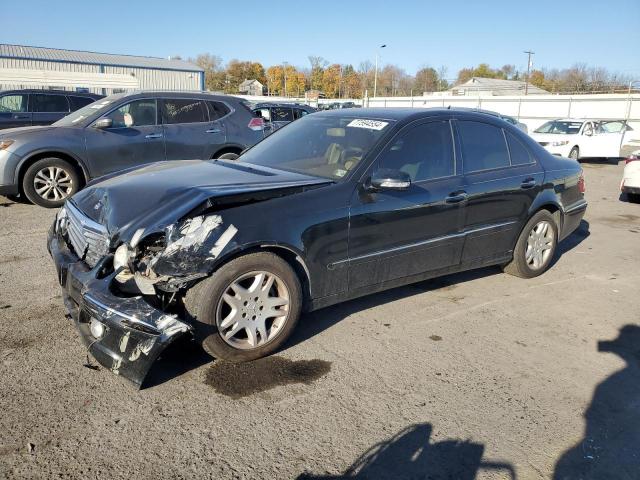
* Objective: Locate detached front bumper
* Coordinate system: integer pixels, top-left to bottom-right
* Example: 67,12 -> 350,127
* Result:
47,227 -> 192,387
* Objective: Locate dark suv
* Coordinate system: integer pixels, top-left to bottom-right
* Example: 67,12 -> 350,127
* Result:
0,89 -> 103,129
0,91 -> 266,207
252,102 -> 316,133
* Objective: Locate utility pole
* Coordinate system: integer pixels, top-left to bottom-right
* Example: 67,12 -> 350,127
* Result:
283,61 -> 288,97
524,50 -> 534,95
374,44 -> 386,98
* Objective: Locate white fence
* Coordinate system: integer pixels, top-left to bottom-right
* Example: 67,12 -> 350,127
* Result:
362,93 -> 640,132
235,93 -> 640,133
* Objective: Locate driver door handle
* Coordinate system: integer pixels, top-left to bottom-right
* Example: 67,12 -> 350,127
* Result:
145,133 -> 163,139
521,178 -> 536,189
445,191 -> 468,204
205,128 -> 222,134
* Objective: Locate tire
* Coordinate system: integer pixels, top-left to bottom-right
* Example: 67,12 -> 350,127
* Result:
184,252 -> 302,362
22,157 -> 80,208
216,152 -> 240,161
628,193 -> 640,204
568,147 -> 579,161
503,210 -> 558,278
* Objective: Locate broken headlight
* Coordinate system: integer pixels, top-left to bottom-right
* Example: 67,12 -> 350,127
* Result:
113,243 -> 130,271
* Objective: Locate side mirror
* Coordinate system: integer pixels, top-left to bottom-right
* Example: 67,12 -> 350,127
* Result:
368,168 -> 411,191
94,118 -> 113,129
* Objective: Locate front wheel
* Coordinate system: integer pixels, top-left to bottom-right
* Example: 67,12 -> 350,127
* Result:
568,147 -> 579,160
628,192 -> 640,204
216,152 -> 240,160
503,210 -> 558,278
22,157 -> 80,208
184,252 -> 302,362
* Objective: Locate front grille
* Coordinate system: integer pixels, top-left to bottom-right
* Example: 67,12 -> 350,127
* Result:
64,203 -> 109,268
538,142 -> 549,146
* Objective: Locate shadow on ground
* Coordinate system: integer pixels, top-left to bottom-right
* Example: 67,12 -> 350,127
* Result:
297,423 -> 516,480
553,324 -> 640,480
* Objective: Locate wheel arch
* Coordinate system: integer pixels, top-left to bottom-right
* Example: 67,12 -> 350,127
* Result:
16,150 -> 89,193
211,144 -> 246,159
195,242 -> 313,310
528,197 -> 563,232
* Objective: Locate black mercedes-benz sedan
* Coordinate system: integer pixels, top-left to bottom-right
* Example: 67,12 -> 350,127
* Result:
48,108 -> 587,386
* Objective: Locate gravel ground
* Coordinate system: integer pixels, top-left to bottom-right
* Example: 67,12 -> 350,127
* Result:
0,160 -> 638,480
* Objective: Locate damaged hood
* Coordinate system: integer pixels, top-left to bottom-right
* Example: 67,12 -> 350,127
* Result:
70,159 -> 331,243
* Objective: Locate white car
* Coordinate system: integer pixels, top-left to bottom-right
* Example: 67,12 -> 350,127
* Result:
621,150 -> 640,203
531,119 -> 632,160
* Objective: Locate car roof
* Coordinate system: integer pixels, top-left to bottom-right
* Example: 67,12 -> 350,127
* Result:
117,90 -> 243,103
0,89 -> 102,97
253,102 -> 315,109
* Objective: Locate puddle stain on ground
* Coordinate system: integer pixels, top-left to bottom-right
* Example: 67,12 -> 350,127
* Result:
429,335 -> 443,341
205,356 -> 331,399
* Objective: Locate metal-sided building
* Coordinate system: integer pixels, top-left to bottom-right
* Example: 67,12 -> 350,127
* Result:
0,44 -> 204,95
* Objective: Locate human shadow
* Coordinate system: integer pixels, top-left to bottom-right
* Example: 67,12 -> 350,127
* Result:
554,325 -> 640,480
297,423 -> 516,480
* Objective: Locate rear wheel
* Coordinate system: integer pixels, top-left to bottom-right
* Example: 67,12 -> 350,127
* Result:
503,210 -> 558,278
569,147 -> 579,160
184,252 -> 302,362
22,157 -> 80,208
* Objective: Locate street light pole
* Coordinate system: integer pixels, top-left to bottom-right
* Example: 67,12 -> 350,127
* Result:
283,61 -> 288,97
373,44 -> 386,98
524,50 -> 534,95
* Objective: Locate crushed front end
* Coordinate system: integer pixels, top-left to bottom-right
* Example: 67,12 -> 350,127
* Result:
48,202 -> 194,387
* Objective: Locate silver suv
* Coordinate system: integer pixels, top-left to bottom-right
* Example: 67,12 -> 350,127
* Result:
0,91 -> 266,207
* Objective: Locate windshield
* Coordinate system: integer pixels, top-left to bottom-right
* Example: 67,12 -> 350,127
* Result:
53,95 -> 124,126
534,121 -> 583,134
240,115 -> 393,180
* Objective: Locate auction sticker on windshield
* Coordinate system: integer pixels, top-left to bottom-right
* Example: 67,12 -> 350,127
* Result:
347,119 -> 389,130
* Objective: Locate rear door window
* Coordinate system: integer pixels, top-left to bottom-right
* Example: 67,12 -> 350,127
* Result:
162,99 -> 207,124
458,121 -> 510,173
30,94 -> 69,113
0,94 -> 28,112
68,96 -> 95,111
272,107 -> 294,122
206,101 -> 231,121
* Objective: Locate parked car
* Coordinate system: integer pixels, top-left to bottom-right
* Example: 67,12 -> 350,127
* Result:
621,149 -> 640,203
0,89 -> 103,129
252,103 -> 316,133
339,102 -> 359,109
530,119 -> 632,160
0,91 -> 266,207
48,108 -> 587,386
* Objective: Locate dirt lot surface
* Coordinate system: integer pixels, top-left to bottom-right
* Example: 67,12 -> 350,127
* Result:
1,161 -> 638,479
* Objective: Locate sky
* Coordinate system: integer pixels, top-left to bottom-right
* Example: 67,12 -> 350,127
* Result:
4,0 -> 640,80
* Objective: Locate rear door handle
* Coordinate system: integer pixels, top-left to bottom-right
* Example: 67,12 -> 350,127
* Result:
205,128 -> 222,134
445,191 -> 468,204
13,114 -> 29,119
521,178 -> 536,189
145,133 -> 163,139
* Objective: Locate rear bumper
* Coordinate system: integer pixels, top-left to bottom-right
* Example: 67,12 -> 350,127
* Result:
560,199 -> 588,241
47,225 -> 192,387
622,185 -> 640,195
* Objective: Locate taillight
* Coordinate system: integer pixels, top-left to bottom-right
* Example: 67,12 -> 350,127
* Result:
578,171 -> 586,194
248,117 -> 265,131
625,154 -> 639,165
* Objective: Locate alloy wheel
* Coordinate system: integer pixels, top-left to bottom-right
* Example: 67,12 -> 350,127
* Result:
215,271 -> 290,350
525,220 -> 554,270
33,166 -> 73,202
